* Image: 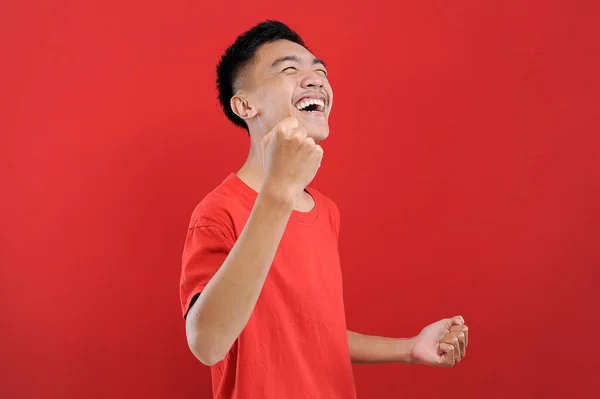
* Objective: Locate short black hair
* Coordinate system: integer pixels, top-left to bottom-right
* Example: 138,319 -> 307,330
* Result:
216,20 -> 306,131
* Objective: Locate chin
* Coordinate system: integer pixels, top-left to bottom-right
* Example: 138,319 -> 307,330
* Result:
293,108 -> 330,141
301,117 -> 330,142
310,129 -> 330,143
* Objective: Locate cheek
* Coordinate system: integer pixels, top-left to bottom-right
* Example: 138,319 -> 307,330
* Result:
272,86 -> 296,112
256,79 -> 296,116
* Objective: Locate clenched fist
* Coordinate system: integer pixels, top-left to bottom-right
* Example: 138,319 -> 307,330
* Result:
410,316 -> 469,368
261,117 -> 324,203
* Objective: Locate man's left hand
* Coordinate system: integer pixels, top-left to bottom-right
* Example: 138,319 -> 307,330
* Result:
409,315 -> 469,367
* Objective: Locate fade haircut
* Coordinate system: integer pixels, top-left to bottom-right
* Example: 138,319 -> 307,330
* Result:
216,20 -> 306,131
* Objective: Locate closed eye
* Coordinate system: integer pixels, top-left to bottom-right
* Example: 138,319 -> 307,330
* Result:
282,66 -> 298,73
316,69 -> 328,76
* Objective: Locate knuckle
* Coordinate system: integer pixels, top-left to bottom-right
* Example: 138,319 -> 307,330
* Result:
282,117 -> 298,129
304,137 -> 316,146
277,126 -> 288,137
279,119 -> 298,134
292,133 -> 304,144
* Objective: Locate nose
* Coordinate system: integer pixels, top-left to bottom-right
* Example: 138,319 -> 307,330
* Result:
300,72 -> 324,89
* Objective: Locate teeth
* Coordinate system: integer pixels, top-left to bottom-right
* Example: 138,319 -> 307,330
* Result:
295,98 -> 325,111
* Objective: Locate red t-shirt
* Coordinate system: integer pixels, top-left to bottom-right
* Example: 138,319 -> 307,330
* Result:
180,173 -> 357,399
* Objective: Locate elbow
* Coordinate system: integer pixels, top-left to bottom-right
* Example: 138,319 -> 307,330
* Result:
190,341 -> 226,367
186,321 -> 228,366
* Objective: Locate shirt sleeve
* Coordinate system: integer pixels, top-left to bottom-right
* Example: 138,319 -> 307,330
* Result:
179,223 -> 234,319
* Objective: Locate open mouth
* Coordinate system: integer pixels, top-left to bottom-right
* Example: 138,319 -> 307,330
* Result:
295,97 -> 326,112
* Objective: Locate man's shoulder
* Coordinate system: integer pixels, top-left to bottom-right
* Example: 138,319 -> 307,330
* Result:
187,174 -> 248,230
308,185 -> 342,237
309,185 -> 340,215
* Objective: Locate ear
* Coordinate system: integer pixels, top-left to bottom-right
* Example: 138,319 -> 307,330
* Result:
231,94 -> 258,121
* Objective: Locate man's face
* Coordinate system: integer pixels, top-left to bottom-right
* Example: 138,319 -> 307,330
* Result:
240,40 -> 333,142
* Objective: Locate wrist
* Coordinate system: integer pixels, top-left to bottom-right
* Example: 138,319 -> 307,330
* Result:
258,183 -> 295,212
403,337 -> 418,365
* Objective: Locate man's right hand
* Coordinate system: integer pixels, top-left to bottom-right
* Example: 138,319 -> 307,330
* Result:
261,117 -> 324,203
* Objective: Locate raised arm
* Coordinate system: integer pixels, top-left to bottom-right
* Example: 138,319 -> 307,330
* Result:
185,117 -> 323,366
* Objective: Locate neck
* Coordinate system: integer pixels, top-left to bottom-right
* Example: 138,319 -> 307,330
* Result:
236,133 -> 266,193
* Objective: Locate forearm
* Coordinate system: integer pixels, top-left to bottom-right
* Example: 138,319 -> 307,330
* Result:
186,188 -> 293,365
347,330 -> 416,364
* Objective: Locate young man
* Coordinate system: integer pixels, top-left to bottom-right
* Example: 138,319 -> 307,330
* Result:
180,20 -> 469,398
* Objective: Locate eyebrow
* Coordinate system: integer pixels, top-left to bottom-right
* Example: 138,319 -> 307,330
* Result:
271,55 -> 327,69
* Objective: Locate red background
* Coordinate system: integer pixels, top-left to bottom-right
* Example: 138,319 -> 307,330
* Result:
2,0 -> 599,398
